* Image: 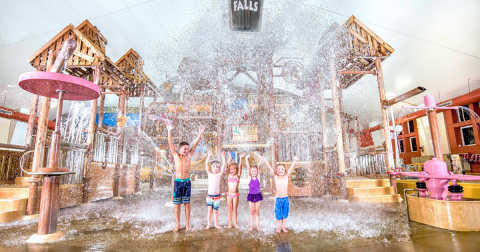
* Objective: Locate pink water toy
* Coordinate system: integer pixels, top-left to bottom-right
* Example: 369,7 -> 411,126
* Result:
388,95 -> 480,200
148,112 -> 172,124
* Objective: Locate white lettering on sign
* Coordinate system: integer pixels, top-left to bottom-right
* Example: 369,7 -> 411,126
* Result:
0,109 -> 12,115
234,0 -> 258,12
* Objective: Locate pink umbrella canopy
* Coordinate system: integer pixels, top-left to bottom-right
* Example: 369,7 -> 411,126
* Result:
18,71 -> 100,101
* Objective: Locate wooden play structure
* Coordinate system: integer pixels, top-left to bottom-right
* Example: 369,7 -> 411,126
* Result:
0,20 -> 160,227
0,15 -> 408,229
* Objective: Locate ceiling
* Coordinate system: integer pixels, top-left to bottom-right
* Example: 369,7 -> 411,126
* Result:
1,0 -> 479,127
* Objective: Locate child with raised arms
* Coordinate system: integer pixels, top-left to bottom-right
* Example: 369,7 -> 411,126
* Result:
263,155 -> 297,233
204,149 -> 226,230
225,152 -> 244,228
245,153 -> 263,231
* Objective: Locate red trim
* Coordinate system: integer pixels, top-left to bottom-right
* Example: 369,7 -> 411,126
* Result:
0,106 -> 55,130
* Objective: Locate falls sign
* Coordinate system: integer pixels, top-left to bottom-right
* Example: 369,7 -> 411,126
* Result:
229,0 -> 263,32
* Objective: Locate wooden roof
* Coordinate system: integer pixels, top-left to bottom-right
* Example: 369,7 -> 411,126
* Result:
317,15 -> 395,89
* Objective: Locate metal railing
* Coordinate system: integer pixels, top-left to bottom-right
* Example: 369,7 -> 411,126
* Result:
348,153 -> 387,175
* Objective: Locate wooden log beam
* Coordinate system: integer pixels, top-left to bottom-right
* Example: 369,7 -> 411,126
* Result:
383,86 -> 427,107
50,38 -> 77,73
337,70 -> 376,75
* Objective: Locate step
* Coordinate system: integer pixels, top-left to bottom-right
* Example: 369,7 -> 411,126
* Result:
0,198 -> 27,212
15,177 -> 30,186
0,210 -> 24,223
346,179 -> 390,188
350,194 -> 402,203
0,186 -> 30,198
347,186 -> 395,197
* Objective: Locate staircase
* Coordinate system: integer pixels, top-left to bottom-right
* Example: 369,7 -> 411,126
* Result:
347,178 -> 402,203
0,170 -> 33,223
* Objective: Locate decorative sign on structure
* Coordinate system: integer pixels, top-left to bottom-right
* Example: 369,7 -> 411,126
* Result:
232,125 -> 258,142
229,0 -> 263,32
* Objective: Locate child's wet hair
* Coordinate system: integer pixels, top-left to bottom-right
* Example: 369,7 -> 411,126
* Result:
210,160 -> 220,169
229,163 -> 239,174
250,165 -> 258,176
276,164 -> 285,170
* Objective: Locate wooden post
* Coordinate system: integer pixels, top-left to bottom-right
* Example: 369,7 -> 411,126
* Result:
22,94 -> 39,176
135,83 -> 145,193
26,50 -> 54,215
268,62 -> 276,194
113,90 -> 126,198
98,89 -> 106,128
83,66 -> 101,203
375,58 -> 396,193
37,176 -> 61,235
427,109 -> 443,161
318,78 -> 330,194
330,55 -> 347,199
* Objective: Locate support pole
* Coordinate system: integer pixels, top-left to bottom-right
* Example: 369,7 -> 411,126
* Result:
318,78 -> 330,195
427,109 -> 443,161
27,50 -> 54,215
83,66 -> 101,203
113,89 -> 126,198
375,58 -> 396,193
37,90 -> 65,236
330,56 -> 347,199
22,94 -> 39,176
98,90 -> 106,128
268,62 -> 276,194
135,83 -> 145,193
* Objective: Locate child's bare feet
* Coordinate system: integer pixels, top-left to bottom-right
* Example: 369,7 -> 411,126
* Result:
214,225 -> 222,229
234,224 -> 240,229
282,228 -> 288,233
257,226 -> 261,231
227,225 -> 232,229
249,226 -> 254,231
276,227 -> 281,233
204,225 -> 211,230
186,225 -> 192,231
173,224 -> 180,232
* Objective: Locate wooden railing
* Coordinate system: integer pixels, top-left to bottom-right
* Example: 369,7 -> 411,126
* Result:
0,144 -> 26,183
348,153 -> 387,175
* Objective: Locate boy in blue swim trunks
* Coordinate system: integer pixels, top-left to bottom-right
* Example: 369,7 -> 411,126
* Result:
263,155 -> 297,233
167,122 -> 205,232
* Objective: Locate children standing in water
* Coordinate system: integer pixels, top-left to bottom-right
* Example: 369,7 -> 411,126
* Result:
245,154 -> 263,231
226,153 -> 244,228
167,122 -> 205,232
204,150 -> 226,230
263,155 -> 297,233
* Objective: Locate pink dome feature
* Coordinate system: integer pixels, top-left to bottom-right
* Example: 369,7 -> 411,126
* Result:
424,158 -> 449,200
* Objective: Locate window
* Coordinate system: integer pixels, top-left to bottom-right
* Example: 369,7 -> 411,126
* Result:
461,126 -> 475,146
408,120 -> 415,133
398,139 -> 405,153
458,105 -> 471,122
410,137 -> 417,152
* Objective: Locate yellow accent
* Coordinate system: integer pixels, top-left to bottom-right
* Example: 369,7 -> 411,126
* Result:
397,179 -> 480,199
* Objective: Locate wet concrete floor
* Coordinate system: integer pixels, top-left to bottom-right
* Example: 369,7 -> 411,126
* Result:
1,181 -> 479,251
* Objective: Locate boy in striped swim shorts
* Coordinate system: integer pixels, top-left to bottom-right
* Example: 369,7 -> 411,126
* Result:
204,150 -> 226,230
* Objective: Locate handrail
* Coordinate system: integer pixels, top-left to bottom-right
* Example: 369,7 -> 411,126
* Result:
0,143 -> 28,150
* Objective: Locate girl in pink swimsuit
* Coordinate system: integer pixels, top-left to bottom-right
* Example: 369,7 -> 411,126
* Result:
226,152 -> 244,228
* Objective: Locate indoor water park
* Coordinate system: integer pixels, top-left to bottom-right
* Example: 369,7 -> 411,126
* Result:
0,0 -> 480,251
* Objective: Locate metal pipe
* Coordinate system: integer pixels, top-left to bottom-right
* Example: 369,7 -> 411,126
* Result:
383,87 -> 426,107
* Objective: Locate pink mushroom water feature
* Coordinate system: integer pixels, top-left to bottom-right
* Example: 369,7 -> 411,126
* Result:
18,71 -> 100,242
388,94 -> 480,201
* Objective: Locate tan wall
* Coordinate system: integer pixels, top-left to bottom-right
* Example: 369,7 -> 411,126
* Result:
88,162 -> 115,202
87,162 -> 137,202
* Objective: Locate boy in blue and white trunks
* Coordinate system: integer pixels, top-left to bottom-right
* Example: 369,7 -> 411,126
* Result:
167,122 -> 205,232
204,150 -> 226,230
263,155 -> 297,233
